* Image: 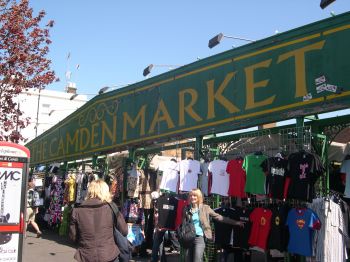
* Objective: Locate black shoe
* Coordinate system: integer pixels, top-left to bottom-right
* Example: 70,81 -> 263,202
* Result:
36,231 -> 42,238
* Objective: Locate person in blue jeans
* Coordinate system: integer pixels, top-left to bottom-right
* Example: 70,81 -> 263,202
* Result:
182,189 -> 245,262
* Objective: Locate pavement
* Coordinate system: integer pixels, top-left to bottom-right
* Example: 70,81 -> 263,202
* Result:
23,229 -> 180,262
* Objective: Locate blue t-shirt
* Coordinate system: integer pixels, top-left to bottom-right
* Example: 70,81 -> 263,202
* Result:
192,211 -> 203,236
286,208 -> 321,257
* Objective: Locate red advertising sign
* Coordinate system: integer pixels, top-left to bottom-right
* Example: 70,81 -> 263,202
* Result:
0,142 -> 30,262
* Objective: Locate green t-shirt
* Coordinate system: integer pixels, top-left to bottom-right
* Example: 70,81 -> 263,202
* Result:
243,154 -> 267,194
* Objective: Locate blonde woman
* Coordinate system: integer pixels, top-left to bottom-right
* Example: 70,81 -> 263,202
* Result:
182,188 -> 244,262
69,179 -> 128,262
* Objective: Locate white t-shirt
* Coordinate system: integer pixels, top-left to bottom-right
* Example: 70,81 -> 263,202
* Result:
341,159 -> 350,198
208,159 -> 229,196
158,160 -> 180,193
179,159 -> 200,192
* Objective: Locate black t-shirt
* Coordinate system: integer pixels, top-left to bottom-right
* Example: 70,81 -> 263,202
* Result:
261,157 -> 288,199
287,151 -> 324,202
267,204 -> 290,251
231,207 -> 252,249
157,195 -> 178,230
213,207 -> 236,246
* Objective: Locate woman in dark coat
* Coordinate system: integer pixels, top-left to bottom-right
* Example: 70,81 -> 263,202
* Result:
69,179 -> 128,262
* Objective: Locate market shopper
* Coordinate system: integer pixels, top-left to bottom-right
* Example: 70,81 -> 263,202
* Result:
182,188 -> 245,262
69,179 -> 128,262
26,181 -> 42,238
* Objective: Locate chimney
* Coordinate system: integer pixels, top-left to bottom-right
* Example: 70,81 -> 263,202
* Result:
66,82 -> 77,94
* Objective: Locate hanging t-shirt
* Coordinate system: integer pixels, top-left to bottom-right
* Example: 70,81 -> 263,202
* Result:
248,207 -> 272,250
243,154 -> 267,195
226,158 -> 247,198
159,160 -> 180,193
200,162 -> 209,196
213,207 -> 236,246
231,207 -> 252,249
261,156 -> 288,199
174,198 -> 188,229
157,194 -> 178,230
179,159 -> 200,192
267,204 -> 290,252
286,208 -> 321,257
208,159 -> 229,196
286,151 -> 324,202
340,159 -> 350,198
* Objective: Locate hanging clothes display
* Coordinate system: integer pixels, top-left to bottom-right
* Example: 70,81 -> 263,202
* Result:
285,151 -> 325,202
158,159 -> 180,193
248,207 -> 272,250
340,156 -> 350,198
200,160 -> 209,196
286,207 -> 321,257
208,159 -> 229,196
267,204 -> 290,252
178,159 -> 200,192
261,154 -> 288,199
48,174 -> 64,227
226,157 -> 246,198
243,153 -> 268,195
308,197 -> 348,262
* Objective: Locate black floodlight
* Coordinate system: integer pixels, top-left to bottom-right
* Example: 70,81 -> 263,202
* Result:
208,33 -> 224,48
320,0 -> 336,9
98,86 -> 109,95
143,64 -> 154,77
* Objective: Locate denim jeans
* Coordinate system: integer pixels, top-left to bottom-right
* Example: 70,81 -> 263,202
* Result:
185,236 -> 205,262
151,230 -> 166,262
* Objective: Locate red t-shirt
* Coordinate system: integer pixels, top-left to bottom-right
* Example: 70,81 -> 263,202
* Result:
226,159 -> 247,198
248,207 -> 272,250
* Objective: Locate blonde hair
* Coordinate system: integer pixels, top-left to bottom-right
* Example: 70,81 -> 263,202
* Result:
86,179 -> 112,202
189,188 -> 204,205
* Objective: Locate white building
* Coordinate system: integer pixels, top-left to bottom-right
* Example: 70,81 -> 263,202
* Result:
18,84 -> 88,144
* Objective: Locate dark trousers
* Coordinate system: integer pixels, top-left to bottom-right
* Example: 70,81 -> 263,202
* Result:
151,230 -> 167,262
184,236 -> 205,262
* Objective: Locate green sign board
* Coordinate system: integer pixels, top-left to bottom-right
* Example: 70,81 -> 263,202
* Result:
27,12 -> 350,165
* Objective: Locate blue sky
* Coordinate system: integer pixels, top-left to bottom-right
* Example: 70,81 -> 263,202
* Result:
31,0 -> 349,97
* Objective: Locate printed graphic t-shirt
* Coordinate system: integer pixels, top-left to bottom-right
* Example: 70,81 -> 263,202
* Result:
248,207 -> 272,250
286,208 -> 321,257
208,159 -> 229,196
261,157 -> 288,199
179,159 -> 200,192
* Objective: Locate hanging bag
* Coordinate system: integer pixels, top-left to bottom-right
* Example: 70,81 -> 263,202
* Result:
176,210 -> 196,248
107,202 -> 132,262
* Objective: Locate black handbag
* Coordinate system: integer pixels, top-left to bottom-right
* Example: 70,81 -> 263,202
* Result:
176,211 -> 196,248
108,202 -> 132,262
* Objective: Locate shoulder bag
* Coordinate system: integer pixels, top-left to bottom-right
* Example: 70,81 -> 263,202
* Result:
176,210 -> 196,248
107,202 -> 132,262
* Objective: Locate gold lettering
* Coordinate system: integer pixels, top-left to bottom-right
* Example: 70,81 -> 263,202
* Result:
245,59 -> 275,110
50,137 -> 58,156
79,128 -> 90,150
179,89 -> 202,126
123,105 -> 147,141
91,122 -> 99,148
66,130 -> 79,153
277,40 -> 325,98
149,99 -> 175,134
57,137 -> 65,155
101,116 -> 117,145
207,72 -> 240,119
42,141 -> 47,159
